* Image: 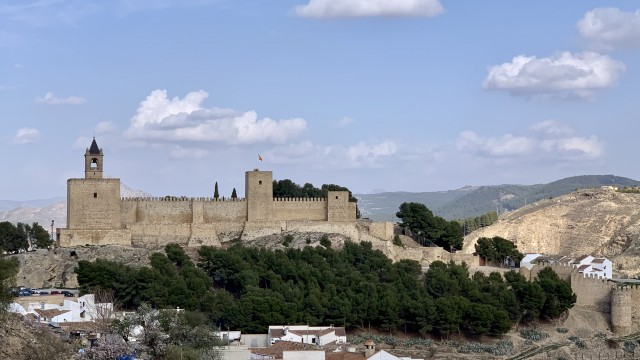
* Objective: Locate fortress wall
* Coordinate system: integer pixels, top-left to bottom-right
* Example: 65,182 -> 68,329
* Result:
520,263 -> 574,282
420,247 -> 479,266
571,272 -> 613,313
284,221 -> 360,240
67,179 -> 120,229
327,191 -> 357,222
272,198 -> 326,221
624,285 -> 640,326
121,201 -> 137,225
135,200 -> 193,223
129,223 -> 192,248
368,221 -> 394,241
203,201 -> 247,222
58,228 -> 131,247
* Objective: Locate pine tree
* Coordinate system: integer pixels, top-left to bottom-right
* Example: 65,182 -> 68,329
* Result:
231,188 -> 237,199
214,182 -> 219,199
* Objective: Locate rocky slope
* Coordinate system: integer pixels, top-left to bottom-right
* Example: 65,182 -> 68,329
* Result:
11,246 -> 160,289
462,187 -> 640,276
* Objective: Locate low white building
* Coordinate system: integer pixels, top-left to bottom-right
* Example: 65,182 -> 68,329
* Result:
268,325 -> 347,346
576,257 -> 612,279
520,253 -> 543,270
9,293 -> 114,323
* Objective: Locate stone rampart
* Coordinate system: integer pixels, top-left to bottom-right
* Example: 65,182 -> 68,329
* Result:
368,221 -> 394,241
571,272 -> 613,313
58,228 -> 131,247
611,287 -> 633,334
519,262 -> 574,282
273,198 -> 327,221
203,201 -> 246,222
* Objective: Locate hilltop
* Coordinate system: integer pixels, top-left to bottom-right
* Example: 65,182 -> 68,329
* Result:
461,186 -> 640,276
356,175 -> 640,221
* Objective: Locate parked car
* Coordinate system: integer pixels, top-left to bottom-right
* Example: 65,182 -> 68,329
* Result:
50,290 -> 60,295
61,291 -> 74,297
30,288 -> 41,294
39,291 -> 49,295
18,289 -> 32,296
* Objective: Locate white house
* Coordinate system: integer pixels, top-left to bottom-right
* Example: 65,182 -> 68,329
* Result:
577,257 -> 612,279
8,293 -> 114,324
268,325 -> 347,345
520,253 -> 543,270
572,255 -> 595,267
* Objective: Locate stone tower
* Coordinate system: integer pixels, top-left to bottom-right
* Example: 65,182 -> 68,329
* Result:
85,138 -> 103,179
245,169 -> 273,221
611,287 -> 632,335
66,138 -> 121,231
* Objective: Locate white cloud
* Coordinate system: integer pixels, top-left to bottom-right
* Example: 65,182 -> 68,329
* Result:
13,127 -> 41,144
265,140 -> 397,169
530,120 -> 574,136
35,92 -> 85,105
578,8 -> 640,51
124,89 -> 307,145
336,116 -> 355,128
347,141 -> 397,163
457,121 -> 604,161
95,121 -> 117,134
484,51 -> 625,99
294,0 -> 444,19
169,146 -> 210,160
457,131 -> 535,157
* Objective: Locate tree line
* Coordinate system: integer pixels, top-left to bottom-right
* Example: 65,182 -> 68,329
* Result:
75,242 -> 575,338
456,211 -> 498,235
396,202 -> 463,251
0,221 -> 52,254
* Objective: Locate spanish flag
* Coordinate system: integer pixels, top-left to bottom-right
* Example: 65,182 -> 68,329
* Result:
258,154 -> 263,161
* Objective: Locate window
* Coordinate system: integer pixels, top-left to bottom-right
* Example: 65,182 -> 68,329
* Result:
90,158 -> 98,169
94,192 -> 97,198
335,196 -> 339,199
259,180 -> 262,185
40,302 -> 45,310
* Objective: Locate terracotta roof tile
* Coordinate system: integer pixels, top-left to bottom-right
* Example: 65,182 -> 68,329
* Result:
326,352 -> 366,360
577,264 -> 590,270
592,258 -> 607,264
251,341 -> 317,359
34,309 -> 70,319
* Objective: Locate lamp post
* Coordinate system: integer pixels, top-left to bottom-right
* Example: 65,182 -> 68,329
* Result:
50,220 -> 54,242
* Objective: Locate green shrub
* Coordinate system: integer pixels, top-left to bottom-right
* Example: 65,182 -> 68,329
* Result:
282,234 -> 293,247
556,327 -> 569,333
320,235 -> 331,248
392,235 -> 402,246
520,328 -> 549,342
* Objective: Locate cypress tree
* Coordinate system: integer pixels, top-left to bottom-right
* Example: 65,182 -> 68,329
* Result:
231,188 -> 237,199
214,182 -> 219,199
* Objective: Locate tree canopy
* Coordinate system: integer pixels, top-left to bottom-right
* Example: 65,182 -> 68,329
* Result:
0,221 -> 52,253
396,202 -> 463,251
474,236 -> 524,267
75,242 -> 574,337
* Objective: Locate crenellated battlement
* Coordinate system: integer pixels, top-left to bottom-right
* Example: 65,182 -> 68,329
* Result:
121,197 -> 246,202
273,197 -> 326,202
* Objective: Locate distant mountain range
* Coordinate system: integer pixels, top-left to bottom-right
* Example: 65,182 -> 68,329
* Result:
355,175 -> 640,221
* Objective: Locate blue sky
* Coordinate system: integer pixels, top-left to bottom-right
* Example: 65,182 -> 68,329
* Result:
1,0 -> 640,199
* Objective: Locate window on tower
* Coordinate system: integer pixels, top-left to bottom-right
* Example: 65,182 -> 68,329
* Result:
91,158 -> 98,169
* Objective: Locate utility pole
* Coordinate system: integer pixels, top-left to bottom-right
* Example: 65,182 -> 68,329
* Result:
50,220 -> 54,242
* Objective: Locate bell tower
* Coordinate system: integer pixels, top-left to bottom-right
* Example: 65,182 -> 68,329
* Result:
85,137 -> 103,179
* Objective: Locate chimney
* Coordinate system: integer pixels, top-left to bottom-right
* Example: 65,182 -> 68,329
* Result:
363,340 -> 376,358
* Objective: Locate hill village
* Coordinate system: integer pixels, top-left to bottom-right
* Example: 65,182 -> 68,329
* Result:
3,139 -> 640,360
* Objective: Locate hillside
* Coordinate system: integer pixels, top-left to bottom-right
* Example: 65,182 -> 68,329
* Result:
461,187 -> 640,276
356,175 -> 640,221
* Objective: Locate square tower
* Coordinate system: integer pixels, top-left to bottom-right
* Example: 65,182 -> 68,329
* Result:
327,191 -> 356,221
245,169 -> 273,221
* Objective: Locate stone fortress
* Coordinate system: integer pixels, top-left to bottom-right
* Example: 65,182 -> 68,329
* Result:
522,263 -> 640,335
57,139 -> 394,248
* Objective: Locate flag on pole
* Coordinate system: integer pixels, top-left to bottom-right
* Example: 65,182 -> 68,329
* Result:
258,154 -> 263,161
